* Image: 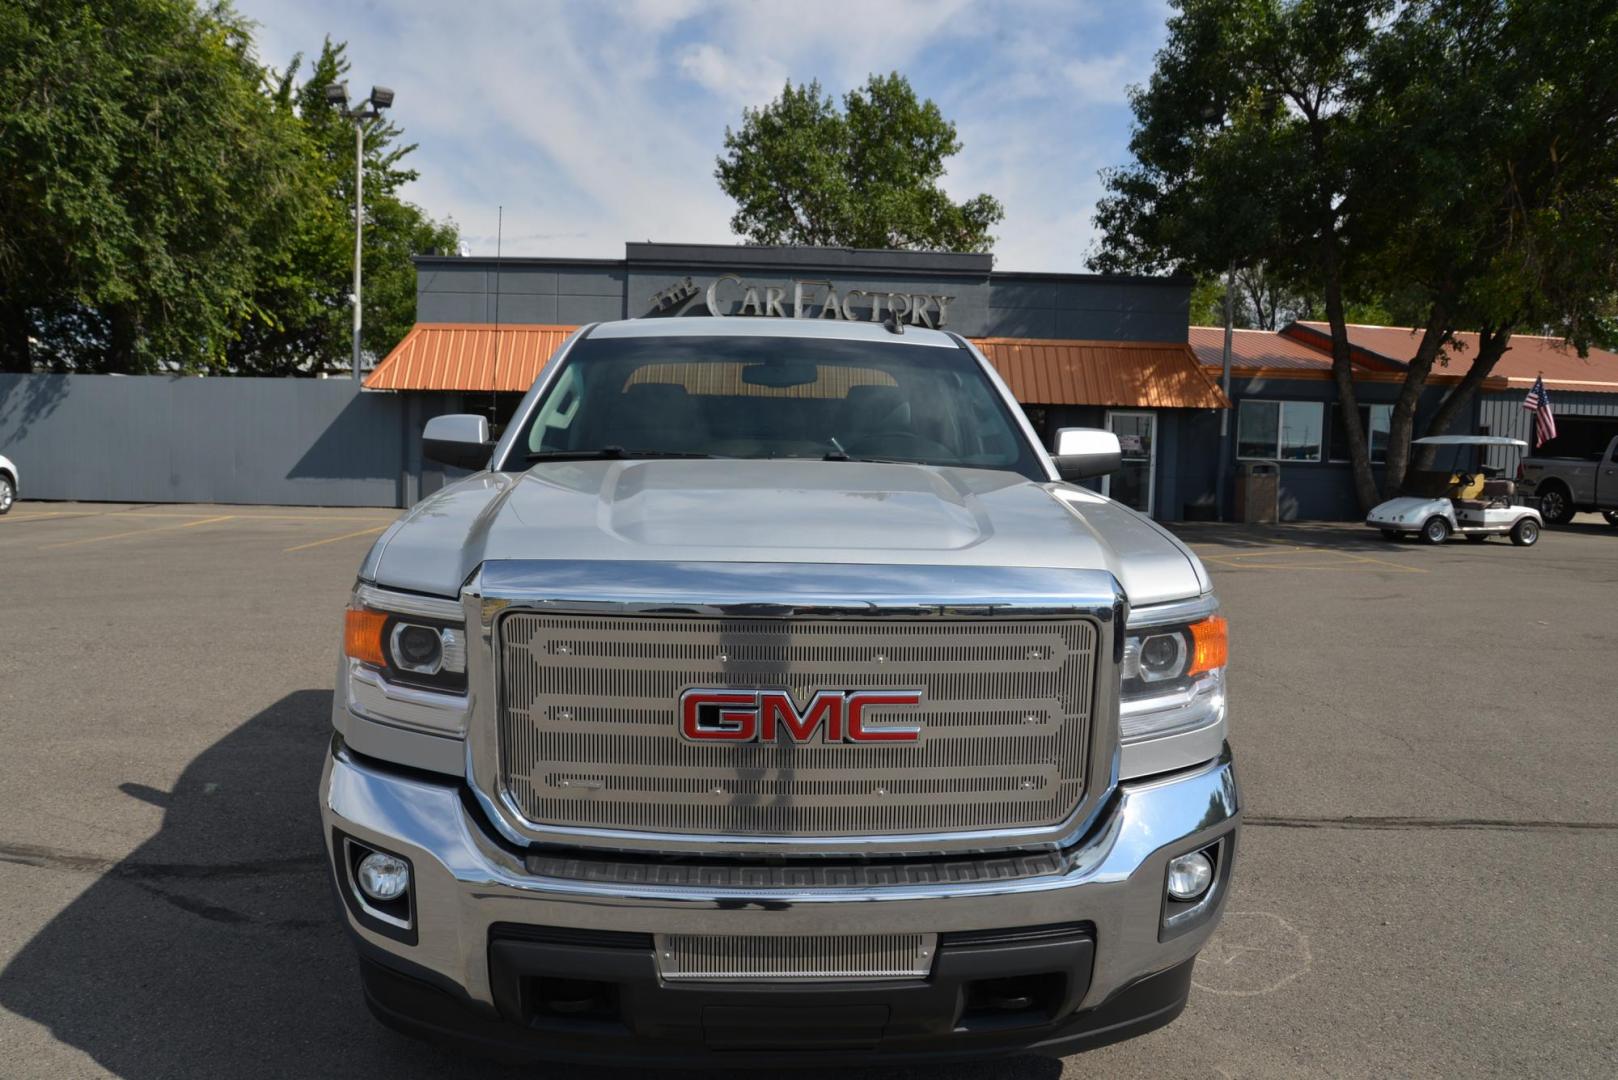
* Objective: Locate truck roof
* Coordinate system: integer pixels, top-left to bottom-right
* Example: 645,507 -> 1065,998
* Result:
1412,435 -> 1528,448
585,316 -> 960,349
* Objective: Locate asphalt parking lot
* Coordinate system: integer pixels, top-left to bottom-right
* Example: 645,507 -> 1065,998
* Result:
1,502 -> 1614,1078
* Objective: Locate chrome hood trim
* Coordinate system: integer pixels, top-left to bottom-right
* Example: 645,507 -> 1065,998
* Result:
473,559 -> 1127,621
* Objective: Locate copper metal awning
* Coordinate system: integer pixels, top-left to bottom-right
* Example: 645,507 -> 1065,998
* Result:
367,323 -> 1230,409
364,323 -> 579,392
972,337 -> 1229,409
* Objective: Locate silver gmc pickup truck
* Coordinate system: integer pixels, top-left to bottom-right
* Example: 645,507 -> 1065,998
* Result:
321,317 -> 1238,1066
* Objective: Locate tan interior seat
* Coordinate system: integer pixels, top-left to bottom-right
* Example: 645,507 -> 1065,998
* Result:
1450,472 -> 1486,500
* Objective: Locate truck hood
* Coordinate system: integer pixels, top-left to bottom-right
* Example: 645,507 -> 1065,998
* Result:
363,460 -> 1208,608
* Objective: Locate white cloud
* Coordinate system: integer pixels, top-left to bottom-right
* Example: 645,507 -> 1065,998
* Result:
1063,52 -> 1141,105
234,0 -> 1169,271
676,43 -> 786,109
620,0 -> 708,32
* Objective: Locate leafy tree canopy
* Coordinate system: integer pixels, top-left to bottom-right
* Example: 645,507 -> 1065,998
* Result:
1093,0 -> 1618,509
0,1 -> 456,374
231,39 -> 457,375
716,74 -> 1004,253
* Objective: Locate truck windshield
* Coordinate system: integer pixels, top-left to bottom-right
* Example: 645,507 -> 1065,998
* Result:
508,333 -> 1044,480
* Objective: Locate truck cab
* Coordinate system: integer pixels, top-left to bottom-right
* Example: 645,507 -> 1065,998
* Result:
321,318 -> 1238,1066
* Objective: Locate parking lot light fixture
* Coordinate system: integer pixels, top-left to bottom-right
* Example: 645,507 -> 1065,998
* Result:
329,79 -> 394,380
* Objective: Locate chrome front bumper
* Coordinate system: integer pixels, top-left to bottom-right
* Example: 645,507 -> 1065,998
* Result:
321,739 -> 1239,1016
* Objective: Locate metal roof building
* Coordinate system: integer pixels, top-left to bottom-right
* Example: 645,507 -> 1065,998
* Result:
1186,322 -> 1618,518
366,243 -> 1614,521
369,242 -> 1230,520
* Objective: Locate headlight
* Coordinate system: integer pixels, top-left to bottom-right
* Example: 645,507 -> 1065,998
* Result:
1119,613 -> 1227,776
342,579 -> 470,737
1122,615 -> 1226,702
391,622 -> 450,675
345,606 -> 467,692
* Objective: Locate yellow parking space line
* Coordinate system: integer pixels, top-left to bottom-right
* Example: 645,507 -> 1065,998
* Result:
40,514 -> 235,550
285,524 -> 389,553
0,511 -> 100,523
117,511 -> 398,523
93,511 -> 233,520
8,507 -> 395,523
1205,546 -> 1320,560
1201,555 -> 1425,574
1338,551 -> 1430,573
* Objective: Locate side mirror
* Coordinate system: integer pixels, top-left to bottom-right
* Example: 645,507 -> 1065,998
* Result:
422,414 -> 492,470
1052,427 -> 1122,481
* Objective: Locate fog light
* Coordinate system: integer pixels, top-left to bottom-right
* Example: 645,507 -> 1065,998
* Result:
356,851 -> 410,902
1166,851 -> 1214,901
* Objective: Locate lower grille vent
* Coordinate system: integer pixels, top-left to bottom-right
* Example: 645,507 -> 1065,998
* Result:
654,932 -> 937,981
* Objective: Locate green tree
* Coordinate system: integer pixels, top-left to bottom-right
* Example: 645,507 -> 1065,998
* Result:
1093,0 -> 1618,510
228,40 -> 457,375
716,74 -> 1004,253
0,0 -> 309,373
1349,0 -> 1618,480
0,6 -> 456,375
1190,264 -> 1329,330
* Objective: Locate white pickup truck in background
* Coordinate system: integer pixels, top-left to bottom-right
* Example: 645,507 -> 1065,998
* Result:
1519,432 -> 1618,526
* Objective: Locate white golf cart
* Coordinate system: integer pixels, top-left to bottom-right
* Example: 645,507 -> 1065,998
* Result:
1365,435 -> 1543,547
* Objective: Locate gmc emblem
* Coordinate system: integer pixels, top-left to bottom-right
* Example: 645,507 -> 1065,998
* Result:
679,688 -> 925,744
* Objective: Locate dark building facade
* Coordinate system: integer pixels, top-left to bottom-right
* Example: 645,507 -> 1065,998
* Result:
412,242 -> 1194,341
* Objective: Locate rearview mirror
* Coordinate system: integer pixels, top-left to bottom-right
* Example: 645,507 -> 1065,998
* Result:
741,362 -> 818,388
1052,427 -> 1122,481
422,414 -> 492,470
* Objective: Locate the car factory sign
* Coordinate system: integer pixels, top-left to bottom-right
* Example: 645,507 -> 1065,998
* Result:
651,274 -> 956,329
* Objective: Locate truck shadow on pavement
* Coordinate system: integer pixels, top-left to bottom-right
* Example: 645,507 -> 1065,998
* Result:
0,691 -> 1059,1080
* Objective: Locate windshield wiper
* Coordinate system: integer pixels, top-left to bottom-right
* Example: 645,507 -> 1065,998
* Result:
526,446 -> 716,462
821,451 -> 930,466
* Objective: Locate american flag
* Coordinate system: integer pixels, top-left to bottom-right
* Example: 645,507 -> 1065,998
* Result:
1523,376 -> 1557,447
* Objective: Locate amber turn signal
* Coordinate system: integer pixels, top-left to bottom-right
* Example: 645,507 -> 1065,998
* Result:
344,608 -> 389,667
1186,615 -> 1228,677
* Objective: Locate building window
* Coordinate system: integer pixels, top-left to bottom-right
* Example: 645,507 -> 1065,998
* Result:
1237,400 -> 1323,461
1330,403 -> 1392,463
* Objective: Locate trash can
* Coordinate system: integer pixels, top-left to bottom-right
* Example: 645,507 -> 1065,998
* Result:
1236,461 -> 1279,523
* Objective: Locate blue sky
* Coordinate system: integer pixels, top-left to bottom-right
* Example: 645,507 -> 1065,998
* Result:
237,0 -> 1171,271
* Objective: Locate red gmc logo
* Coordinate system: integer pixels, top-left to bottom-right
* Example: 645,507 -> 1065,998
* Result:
679,688 -> 925,744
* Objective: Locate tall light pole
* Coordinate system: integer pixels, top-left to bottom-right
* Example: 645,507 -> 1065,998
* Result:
325,81 -> 395,380
1216,261 -> 1235,519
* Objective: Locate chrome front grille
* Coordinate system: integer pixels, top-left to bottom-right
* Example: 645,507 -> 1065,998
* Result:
495,614 -> 1098,841
654,933 -> 936,981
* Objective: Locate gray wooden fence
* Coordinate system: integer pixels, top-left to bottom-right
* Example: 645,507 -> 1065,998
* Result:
0,374 -> 455,507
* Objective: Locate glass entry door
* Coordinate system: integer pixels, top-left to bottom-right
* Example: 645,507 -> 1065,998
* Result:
1103,411 -> 1156,515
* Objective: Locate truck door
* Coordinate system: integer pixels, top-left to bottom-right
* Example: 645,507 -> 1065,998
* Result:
1601,437 -> 1618,510
1563,453 -> 1597,505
